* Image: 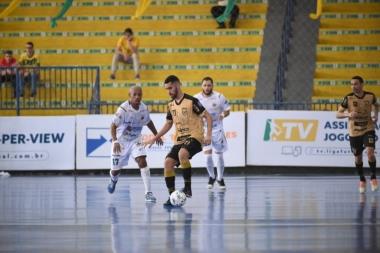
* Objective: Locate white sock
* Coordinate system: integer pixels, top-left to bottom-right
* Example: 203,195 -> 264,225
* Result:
110,169 -> 120,182
140,167 -> 151,194
216,153 -> 224,181
206,154 -> 215,178
111,53 -> 119,74
131,53 -> 140,76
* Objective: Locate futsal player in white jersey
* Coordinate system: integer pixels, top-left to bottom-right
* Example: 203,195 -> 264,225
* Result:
108,86 -> 163,202
194,77 -> 231,189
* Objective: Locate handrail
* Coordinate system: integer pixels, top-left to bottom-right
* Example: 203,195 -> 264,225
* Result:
310,0 -> 323,20
274,0 -> 295,108
90,100 -> 341,114
0,66 -> 100,115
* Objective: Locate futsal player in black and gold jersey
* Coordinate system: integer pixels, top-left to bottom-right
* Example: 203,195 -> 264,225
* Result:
337,76 -> 379,193
145,75 -> 213,207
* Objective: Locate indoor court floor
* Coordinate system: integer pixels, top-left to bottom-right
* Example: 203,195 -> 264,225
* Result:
0,175 -> 379,252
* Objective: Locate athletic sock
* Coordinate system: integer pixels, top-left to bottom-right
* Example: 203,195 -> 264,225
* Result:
140,167 -> 151,194
206,154 -> 215,178
216,153 -> 224,181
356,162 -> 365,182
369,160 -> 376,180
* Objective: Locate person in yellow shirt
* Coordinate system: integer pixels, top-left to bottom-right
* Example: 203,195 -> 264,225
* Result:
110,28 -> 140,81
19,41 -> 40,97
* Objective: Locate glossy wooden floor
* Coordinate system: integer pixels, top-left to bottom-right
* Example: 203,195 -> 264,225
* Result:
0,175 -> 379,252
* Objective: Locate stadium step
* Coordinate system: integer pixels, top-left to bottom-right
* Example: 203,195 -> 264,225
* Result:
0,0 -> 267,115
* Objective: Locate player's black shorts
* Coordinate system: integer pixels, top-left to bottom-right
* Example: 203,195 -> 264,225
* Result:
166,137 -> 202,166
349,130 -> 376,156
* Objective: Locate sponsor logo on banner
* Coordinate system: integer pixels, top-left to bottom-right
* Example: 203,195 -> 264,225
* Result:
0,133 -> 66,161
263,119 -> 318,142
247,110 -> 379,167
0,116 -> 75,170
86,128 -> 110,157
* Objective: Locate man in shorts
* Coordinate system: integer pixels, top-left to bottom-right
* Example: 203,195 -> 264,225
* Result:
337,75 -> 378,193
145,75 -> 213,207
108,85 -> 163,202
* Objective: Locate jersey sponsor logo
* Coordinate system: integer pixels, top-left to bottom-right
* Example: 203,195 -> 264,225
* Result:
263,119 -> 318,142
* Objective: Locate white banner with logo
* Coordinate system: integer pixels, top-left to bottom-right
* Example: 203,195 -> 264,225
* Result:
76,112 -> 245,169
0,116 -> 76,170
247,110 -> 379,167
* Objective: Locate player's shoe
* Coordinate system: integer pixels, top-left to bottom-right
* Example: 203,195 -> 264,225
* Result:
182,187 -> 192,198
359,181 -> 366,194
370,179 -> 378,192
107,179 -> 117,194
208,177 -> 216,189
163,197 -> 174,208
217,179 -> 226,190
110,74 -> 116,80
145,192 -> 157,202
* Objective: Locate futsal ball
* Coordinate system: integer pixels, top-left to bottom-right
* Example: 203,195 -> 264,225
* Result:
170,190 -> 187,207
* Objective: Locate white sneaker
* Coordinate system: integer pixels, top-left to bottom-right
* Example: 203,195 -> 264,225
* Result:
359,181 -> 366,194
370,179 -> 378,192
145,192 -> 157,202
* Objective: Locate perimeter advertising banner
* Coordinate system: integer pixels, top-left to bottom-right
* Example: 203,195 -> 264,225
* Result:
76,112 -> 245,169
0,116 -> 76,170
247,110 -> 379,167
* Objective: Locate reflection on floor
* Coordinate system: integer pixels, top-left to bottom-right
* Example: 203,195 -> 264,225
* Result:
0,175 -> 379,252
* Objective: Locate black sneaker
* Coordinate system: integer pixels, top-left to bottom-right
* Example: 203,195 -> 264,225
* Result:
208,177 -> 216,189
182,187 -> 192,198
217,179 -> 226,190
163,197 -> 174,208
217,22 -> 226,29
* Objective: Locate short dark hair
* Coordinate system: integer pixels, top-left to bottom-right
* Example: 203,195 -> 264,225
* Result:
201,76 -> 213,84
26,41 -> 34,47
351,75 -> 364,84
124,28 -> 133,35
4,50 -> 13,55
164,75 -> 180,84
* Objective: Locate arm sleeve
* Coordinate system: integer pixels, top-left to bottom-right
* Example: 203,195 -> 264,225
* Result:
166,109 -> 173,121
112,107 -> 125,126
143,109 -> 151,125
340,96 -> 348,108
192,97 -> 206,115
221,94 -> 231,111
373,93 -> 378,105
116,37 -> 123,48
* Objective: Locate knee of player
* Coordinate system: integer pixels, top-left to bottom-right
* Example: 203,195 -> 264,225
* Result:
135,156 -> 147,168
367,147 -> 375,158
178,149 -> 190,161
164,157 -> 177,169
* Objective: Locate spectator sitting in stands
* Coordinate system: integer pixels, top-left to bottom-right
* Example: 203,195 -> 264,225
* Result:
211,0 -> 239,29
0,50 -> 18,98
19,41 -> 40,97
110,28 -> 140,81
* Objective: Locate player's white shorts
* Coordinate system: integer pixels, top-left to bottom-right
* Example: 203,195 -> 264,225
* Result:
203,129 -> 228,153
111,138 -> 146,170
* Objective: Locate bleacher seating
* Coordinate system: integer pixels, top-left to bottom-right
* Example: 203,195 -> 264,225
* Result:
0,0 -> 268,115
312,0 -> 380,104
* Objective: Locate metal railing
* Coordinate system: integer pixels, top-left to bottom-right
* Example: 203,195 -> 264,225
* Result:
0,66 -> 100,115
274,0 -> 295,107
91,100 -> 340,114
